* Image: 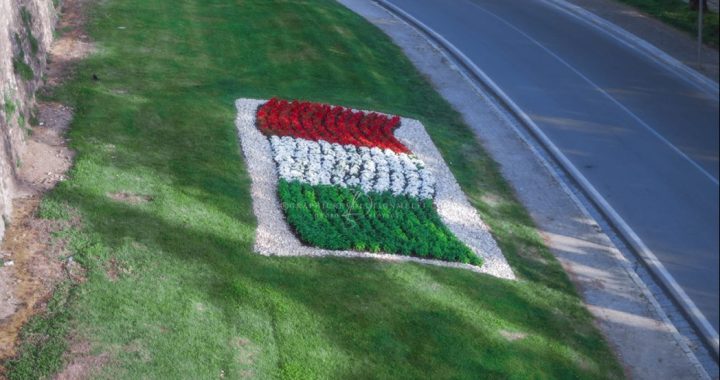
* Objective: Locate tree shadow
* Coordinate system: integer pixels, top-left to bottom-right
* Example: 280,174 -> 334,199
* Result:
52,185 -> 617,378
34,0 -> 628,377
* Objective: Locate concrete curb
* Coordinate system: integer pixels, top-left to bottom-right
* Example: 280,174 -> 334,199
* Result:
541,0 -> 719,98
373,0 -> 719,361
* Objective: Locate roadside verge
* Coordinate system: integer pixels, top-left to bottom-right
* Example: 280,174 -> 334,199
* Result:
1,0 -> 628,377
371,0 -> 720,362
542,0 -> 719,95
338,0 -> 713,377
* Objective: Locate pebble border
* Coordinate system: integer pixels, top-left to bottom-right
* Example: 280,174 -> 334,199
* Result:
235,98 -> 515,280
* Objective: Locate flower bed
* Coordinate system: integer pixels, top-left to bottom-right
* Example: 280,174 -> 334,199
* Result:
258,98 -> 478,264
235,98 -> 515,279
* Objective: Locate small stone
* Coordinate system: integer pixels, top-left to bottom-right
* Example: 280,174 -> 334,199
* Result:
4,260 -> 14,267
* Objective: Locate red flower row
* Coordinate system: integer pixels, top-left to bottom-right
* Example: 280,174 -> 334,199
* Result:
256,98 -> 409,153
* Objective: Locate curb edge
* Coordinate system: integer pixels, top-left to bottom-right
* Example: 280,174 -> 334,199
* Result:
372,0 -> 720,361
541,0 -> 719,98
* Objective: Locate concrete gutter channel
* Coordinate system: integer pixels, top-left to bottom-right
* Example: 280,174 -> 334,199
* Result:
338,0 -> 718,378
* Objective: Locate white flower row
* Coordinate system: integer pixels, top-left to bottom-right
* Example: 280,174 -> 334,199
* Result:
269,135 -> 435,199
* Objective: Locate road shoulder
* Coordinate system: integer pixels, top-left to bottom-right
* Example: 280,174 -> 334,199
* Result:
337,0 -> 711,378
555,0 -> 719,83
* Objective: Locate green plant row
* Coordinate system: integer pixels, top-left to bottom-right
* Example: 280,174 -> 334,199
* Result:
278,180 -> 480,265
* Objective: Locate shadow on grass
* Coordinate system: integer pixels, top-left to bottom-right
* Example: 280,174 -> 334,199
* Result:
5,0 -> 625,377
43,180 -> 616,378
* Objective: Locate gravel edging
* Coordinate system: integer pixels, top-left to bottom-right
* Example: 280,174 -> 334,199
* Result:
235,98 -> 515,280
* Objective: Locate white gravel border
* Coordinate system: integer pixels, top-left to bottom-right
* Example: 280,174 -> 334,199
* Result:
235,98 -> 515,280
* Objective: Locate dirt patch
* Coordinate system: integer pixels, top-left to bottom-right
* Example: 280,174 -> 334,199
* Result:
16,0 -> 84,197
105,258 -> 119,282
231,337 -> 257,378
122,340 -> 151,363
107,192 -> 153,205
0,197 -> 76,361
16,102 -> 74,195
15,0 -> 82,196
54,338 -> 110,380
1,53 -> 78,370
0,0 -> 92,372
42,0 -> 96,89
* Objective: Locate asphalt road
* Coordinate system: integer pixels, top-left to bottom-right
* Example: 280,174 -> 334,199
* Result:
386,0 -> 720,331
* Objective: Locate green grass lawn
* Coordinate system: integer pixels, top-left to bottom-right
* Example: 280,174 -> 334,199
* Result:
4,0 -> 623,378
617,0 -> 719,47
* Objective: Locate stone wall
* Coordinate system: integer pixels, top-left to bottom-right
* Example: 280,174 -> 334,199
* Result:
0,0 -> 58,238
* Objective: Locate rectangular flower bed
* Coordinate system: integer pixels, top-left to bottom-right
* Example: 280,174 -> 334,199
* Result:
236,98 -> 514,279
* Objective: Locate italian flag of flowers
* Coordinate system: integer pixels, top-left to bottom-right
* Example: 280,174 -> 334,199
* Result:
256,98 -> 479,265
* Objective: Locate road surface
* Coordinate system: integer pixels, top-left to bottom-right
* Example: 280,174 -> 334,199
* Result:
386,0 -> 720,332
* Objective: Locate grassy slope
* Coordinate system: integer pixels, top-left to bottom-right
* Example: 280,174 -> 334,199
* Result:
5,0 -> 623,378
617,0 -> 719,47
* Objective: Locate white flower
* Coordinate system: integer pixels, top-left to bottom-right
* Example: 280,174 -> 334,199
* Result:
268,136 -> 435,199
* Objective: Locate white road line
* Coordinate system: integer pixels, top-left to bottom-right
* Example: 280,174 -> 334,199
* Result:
461,0 -> 720,186
541,0 -> 719,98
377,0 -> 720,359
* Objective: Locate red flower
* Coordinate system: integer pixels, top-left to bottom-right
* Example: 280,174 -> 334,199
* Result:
256,98 -> 410,153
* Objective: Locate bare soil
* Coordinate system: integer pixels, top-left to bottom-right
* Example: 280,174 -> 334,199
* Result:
0,97 -> 76,365
42,0 -> 95,90
0,0 -> 94,375
107,192 -> 153,205
0,198 -> 72,360
53,338 -> 110,380
16,102 -> 74,195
